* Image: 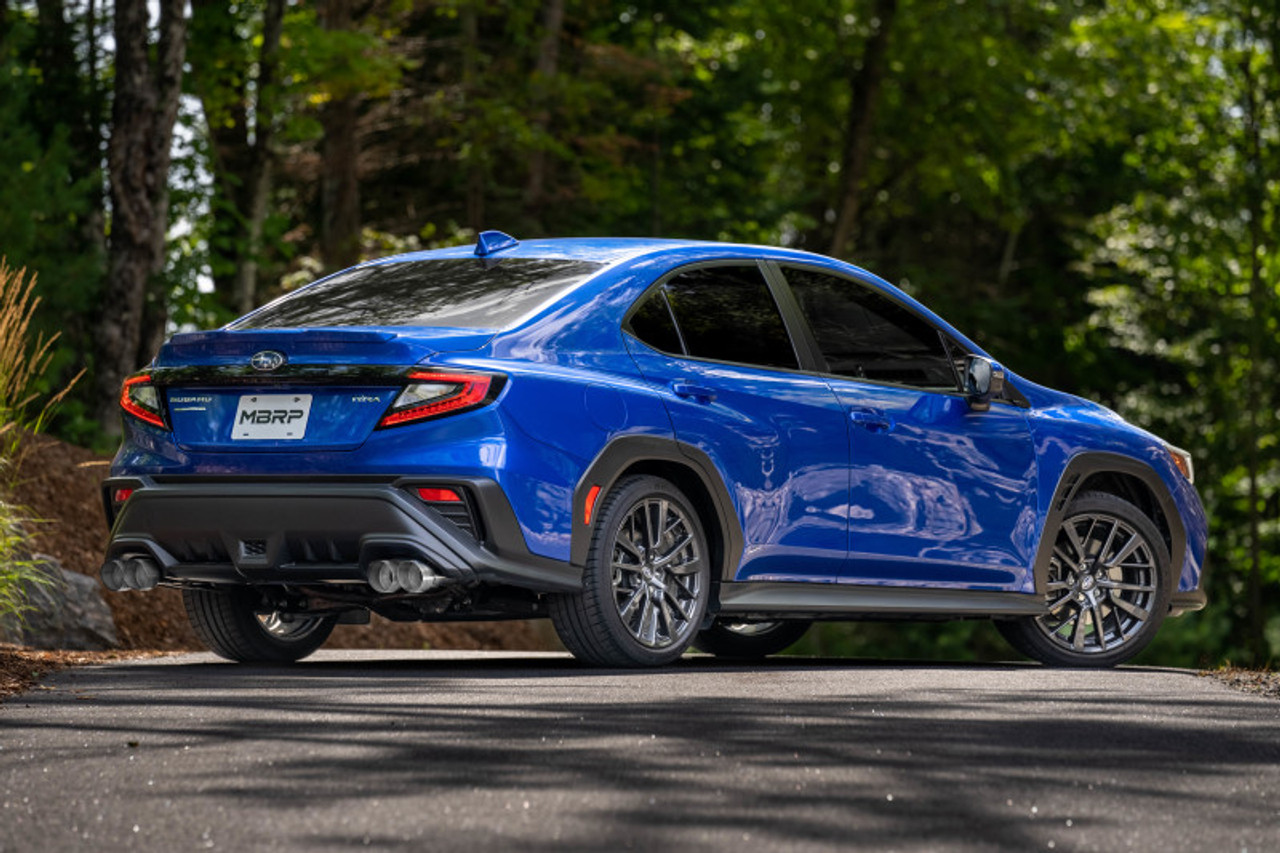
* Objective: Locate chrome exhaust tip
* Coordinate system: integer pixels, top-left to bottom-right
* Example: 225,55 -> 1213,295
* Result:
101,556 -> 161,591
395,559 -> 443,594
124,557 -> 161,591
367,559 -> 400,594
100,559 -> 128,591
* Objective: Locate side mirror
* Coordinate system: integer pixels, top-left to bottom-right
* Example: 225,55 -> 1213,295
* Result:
964,355 -> 1005,412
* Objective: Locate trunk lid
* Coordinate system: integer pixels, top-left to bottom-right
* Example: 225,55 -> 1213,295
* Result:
156,327 -> 493,367
154,328 -> 491,451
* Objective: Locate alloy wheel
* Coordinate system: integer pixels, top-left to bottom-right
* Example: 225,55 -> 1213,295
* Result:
609,496 -> 704,650
1035,512 -> 1159,655
257,611 -> 329,641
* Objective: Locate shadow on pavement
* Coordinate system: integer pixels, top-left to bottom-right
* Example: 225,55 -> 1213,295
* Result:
5,653 -> 1279,850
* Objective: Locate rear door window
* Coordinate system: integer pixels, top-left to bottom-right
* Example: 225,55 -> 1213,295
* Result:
628,265 -> 798,371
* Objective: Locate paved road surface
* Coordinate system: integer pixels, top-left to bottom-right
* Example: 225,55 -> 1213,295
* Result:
1,651 -> 1277,851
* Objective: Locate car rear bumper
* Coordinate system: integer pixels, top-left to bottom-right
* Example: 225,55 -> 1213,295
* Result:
102,476 -> 582,593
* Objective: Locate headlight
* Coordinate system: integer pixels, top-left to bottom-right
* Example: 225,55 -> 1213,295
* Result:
1165,443 -> 1194,484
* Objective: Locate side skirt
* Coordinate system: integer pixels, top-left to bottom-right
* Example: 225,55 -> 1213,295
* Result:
717,582 -> 1048,621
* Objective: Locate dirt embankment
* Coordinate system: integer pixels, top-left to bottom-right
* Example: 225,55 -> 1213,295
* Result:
10,434 -> 551,652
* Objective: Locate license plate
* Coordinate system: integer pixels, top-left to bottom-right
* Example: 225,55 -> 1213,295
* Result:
232,394 -> 313,440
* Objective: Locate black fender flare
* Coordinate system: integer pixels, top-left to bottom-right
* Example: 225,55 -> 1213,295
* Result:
571,435 -> 744,581
1033,452 -> 1186,595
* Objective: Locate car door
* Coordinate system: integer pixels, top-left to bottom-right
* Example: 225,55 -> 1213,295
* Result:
623,262 -> 851,583
776,264 -> 1039,591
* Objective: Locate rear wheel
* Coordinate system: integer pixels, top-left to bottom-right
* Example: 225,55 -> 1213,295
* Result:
550,475 -> 711,667
695,619 -> 812,659
997,491 -> 1171,667
183,588 -> 336,663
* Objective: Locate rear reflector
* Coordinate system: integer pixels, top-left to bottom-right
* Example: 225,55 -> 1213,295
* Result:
584,485 -> 601,525
417,487 -> 462,503
113,488 -> 134,504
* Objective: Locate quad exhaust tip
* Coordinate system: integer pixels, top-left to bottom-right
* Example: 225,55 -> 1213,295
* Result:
366,559 -> 447,594
100,557 -> 161,592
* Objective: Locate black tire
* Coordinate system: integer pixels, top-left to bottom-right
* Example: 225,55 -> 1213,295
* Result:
695,619 -> 812,659
549,475 -> 712,667
996,491 -> 1172,667
183,587 -> 336,663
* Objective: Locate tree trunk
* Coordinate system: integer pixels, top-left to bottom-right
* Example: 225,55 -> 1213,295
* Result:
319,0 -> 361,272
461,1 -> 484,232
94,0 -> 187,432
523,0 -> 565,223
233,0 -> 284,314
828,0 -> 897,258
190,0 -> 284,313
189,0 -> 252,308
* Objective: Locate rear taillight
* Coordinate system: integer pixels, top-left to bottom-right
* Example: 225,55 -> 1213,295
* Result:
120,374 -> 167,428
378,369 -> 501,428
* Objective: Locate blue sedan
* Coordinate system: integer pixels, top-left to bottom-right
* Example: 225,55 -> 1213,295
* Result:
100,231 -> 1208,667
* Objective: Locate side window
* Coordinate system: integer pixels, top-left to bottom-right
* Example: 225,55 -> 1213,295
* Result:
662,265 -> 799,370
784,266 -> 958,390
627,289 -> 684,354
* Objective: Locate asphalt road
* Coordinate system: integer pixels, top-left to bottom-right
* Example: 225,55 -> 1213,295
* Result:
1,651 -> 1277,852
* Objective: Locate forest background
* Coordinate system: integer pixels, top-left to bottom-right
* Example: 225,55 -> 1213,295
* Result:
1,0 -> 1276,667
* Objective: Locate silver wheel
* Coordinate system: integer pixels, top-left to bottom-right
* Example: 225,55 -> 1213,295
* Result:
257,611 -> 329,642
610,497 -> 704,650
695,618 -> 812,659
184,588 -> 336,663
1035,511 -> 1159,655
719,621 -> 784,636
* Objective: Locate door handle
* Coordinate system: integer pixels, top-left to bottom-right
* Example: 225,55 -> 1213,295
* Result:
671,381 -> 717,404
849,407 -> 893,432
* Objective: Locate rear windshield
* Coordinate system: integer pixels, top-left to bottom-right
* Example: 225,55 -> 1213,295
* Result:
229,258 -> 604,330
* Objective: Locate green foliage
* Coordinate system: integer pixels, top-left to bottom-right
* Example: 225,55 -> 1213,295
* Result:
0,9 -> 105,449
790,620 -> 1014,663
0,17 -> 103,319
1062,1 -> 1280,664
0,260 -> 74,628
0,500 -> 50,630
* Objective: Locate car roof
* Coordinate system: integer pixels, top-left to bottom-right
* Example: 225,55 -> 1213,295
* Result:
356,236 -> 853,271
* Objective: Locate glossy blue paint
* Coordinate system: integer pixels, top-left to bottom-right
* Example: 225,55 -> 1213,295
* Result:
825,380 -> 1038,591
474,229 -> 519,256
167,385 -> 393,452
110,236 -> 1208,604
625,337 -> 850,583
156,327 -> 495,366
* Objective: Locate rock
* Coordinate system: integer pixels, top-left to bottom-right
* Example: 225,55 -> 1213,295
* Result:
0,554 -> 119,650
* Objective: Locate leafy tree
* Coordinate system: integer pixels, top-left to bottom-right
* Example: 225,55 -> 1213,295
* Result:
1066,1 -> 1280,665
93,0 -> 188,433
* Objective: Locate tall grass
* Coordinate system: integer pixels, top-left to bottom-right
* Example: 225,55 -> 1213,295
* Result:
0,259 -> 82,629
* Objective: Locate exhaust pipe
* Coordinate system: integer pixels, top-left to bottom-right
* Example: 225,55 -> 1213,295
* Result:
366,559 -> 447,594
367,559 -> 400,594
101,559 -> 127,591
396,560 -> 444,594
101,557 -> 161,591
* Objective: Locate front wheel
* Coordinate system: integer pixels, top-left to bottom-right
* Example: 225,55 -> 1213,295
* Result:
996,491 -> 1172,667
695,619 -> 812,659
549,475 -> 711,667
183,588 -> 336,663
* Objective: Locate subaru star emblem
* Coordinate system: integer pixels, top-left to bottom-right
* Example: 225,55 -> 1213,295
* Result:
250,350 -> 286,372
